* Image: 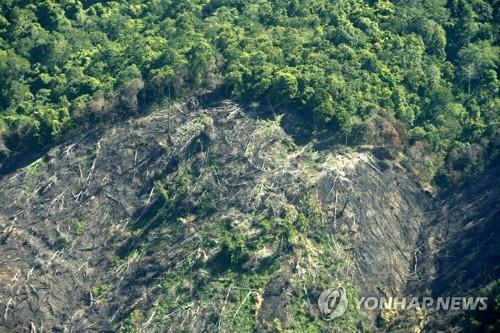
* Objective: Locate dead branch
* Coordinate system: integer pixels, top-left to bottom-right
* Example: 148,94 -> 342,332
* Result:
4,297 -> 14,321
132,148 -> 139,181
334,191 -> 338,228
84,322 -> 97,330
232,290 -> 252,320
142,306 -> 157,329
0,256 -> 20,265
63,143 -> 76,157
86,138 -> 103,185
146,186 -> 155,204
327,175 -> 339,199
336,199 -> 349,220
7,269 -> 20,289
89,291 -> 94,308
218,283 -> 233,329
26,266 -> 35,281
73,260 -> 89,278
164,303 -> 194,319
50,191 -> 66,212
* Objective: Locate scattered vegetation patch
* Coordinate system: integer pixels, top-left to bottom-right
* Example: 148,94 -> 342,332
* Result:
460,279 -> 500,333
73,221 -> 86,236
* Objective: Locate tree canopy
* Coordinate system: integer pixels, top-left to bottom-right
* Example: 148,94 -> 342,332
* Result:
0,0 -> 498,184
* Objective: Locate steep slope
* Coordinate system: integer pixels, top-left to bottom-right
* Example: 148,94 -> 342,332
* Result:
403,165 -> 500,333
0,101 -> 497,333
0,101 -> 434,332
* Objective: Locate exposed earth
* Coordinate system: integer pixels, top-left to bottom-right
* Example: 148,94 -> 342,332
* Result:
0,101 -> 498,332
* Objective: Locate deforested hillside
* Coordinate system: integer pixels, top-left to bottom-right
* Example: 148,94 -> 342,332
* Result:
0,101 -> 498,332
0,101 -> 430,332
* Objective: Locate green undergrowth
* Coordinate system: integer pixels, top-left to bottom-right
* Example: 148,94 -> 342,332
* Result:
118,183 -> 367,331
22,157 -> 47,197
460,279 -> 500,333
116,167 -> 191,259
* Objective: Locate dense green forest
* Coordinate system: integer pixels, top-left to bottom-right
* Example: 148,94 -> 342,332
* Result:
0,0 -> 498,184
